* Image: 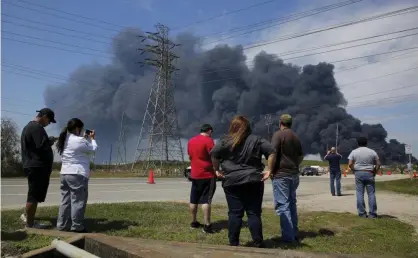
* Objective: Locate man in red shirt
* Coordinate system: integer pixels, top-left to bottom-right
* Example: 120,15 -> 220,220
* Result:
187,124 -> 216,234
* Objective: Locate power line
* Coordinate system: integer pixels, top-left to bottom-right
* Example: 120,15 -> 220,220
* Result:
2,20 -> 113,45
171,0 -> 280,30
2,67 -> 417,116
339,66 -> 418,87
202,0 -> 364,43
208,5 -> 418,47
2,1 -> 128,35
194,48 -> 418,86
12,0 -> 129,29
1,30 -> 111,55
2,14 -> 115,41
199,29 -> 418,75
1,37 -> 111,59
200,0 -> 364,39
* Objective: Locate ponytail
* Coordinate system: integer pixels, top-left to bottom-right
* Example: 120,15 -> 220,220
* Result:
56,118 -> 85,155
56,126 -> 68,155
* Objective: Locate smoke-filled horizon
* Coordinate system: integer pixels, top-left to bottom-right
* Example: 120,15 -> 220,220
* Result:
44,27 -> 416,164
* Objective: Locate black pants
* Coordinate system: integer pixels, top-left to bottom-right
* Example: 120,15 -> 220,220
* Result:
223,182 -> 264,246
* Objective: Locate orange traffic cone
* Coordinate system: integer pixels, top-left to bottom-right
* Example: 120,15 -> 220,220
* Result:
387,170 -> 392,175
413,171 -> 417,178
343,170 -> 347,177
147,169 -> 155,184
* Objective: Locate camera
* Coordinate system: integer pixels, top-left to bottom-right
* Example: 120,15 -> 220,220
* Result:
85,129 -> 92,135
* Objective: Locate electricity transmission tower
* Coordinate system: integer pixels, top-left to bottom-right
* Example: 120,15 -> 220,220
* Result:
131,24 -> 184,175
115,111 -> 127,171
264,114 -> 273,140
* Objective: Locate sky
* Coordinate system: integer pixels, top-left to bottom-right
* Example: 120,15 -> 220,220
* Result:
1,0 -> 418,160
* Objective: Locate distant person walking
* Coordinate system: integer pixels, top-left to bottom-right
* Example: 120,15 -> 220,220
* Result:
271,114 -> 303,243
211,115 -> 276,247
324,147 -> 342,196
56,118 -> 98,233
20,108 -> 57,228
187,124 -> 216,234
348,137 -> 380,218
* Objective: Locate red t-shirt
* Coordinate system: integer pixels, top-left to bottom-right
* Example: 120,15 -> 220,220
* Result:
187,134 -> 215,179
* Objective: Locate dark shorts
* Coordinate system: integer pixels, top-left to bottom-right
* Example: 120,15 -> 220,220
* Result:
25,167 -> 51,203
190,178 -> 216,204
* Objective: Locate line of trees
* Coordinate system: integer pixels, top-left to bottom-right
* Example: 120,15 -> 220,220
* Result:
1,118 -> 22,177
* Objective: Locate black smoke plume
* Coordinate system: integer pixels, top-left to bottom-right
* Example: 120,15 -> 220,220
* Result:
44,28 -> 416,164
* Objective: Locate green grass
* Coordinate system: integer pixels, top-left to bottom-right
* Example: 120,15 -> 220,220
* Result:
374,179 -> 418,195
2,202 -> 417,257
1,231 -> 56,257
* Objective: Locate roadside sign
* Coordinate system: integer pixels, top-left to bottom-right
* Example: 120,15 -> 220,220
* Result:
405,144 -> 412,154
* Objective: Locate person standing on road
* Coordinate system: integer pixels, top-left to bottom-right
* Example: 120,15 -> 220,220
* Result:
271,114 -> 303,243
348,137 -> 380,218
187,124 -> 216,234
324,147 -> 343,196
55,118 -> 98,233
211,116 -> 276,248
20,108 -> 57,228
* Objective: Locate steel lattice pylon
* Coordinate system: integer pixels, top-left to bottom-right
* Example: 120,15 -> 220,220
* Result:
131,24 -> 184,175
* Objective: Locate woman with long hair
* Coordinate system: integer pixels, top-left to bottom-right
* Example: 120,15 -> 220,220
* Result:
55,118 -> 98,233
211,115 -> 276,247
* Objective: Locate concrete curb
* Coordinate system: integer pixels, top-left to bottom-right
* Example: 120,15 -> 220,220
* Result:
22,228 -> 371,258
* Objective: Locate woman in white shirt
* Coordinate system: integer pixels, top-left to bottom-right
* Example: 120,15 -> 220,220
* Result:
55,118 -> 98,233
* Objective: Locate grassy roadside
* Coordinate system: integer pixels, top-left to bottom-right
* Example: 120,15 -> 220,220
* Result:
374,178 -> 418,195
345,178 -> 418,195
2,202 -> 417,257
1,231 -> 56,257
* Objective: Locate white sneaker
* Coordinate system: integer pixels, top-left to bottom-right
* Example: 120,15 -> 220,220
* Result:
20,213 -> 27,224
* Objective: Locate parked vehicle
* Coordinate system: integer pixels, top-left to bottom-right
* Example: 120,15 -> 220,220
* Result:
301,166 -> 319,176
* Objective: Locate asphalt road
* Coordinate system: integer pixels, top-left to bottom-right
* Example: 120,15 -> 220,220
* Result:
1,174 -> 404,210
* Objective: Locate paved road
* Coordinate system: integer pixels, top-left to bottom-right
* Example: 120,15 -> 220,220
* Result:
1,174 -> 405,210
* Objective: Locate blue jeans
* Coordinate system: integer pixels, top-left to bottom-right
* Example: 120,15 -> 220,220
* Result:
330,170 -> 341,196
272,175 -> 299,242
355,171 -> 377,218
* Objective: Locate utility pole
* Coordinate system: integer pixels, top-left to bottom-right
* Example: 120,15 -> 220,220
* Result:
131,23 -> 184,176
335,123 -> 339,152
115,111 -> 127,171
108,144 -> 113,172
264,114 -> 272,141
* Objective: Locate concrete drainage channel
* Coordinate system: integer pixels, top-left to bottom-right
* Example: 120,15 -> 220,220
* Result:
21,235 -> 137,258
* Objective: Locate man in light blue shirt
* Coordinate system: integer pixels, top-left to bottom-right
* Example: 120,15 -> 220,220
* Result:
348,137 -> 380,218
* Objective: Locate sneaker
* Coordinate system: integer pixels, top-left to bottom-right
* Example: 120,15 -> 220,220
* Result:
202,224 -> 215,234
20,214 -> 27,224
25,221 -> 46,229
190,221 -> 203,229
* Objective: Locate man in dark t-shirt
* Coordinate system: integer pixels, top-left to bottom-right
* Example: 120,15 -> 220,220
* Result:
271,114 -> 303,243
324,147 -> 342,196
20,108 -> 56,228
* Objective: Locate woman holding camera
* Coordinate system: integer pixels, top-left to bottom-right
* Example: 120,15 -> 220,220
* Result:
55,118 -> 98,233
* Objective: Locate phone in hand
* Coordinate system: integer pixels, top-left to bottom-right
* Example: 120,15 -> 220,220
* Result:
85,129 -> 92,135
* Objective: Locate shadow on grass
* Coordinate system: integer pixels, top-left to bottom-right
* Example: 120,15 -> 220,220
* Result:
36,217 -> 138,233
212,220 -> 248,232
378,214 -> 397,219
258,229 -> 335,249
338,193 -> 354,196
1,230 -> 28,241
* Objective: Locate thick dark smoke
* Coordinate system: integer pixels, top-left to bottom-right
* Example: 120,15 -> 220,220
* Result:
44,28 -> 416,164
